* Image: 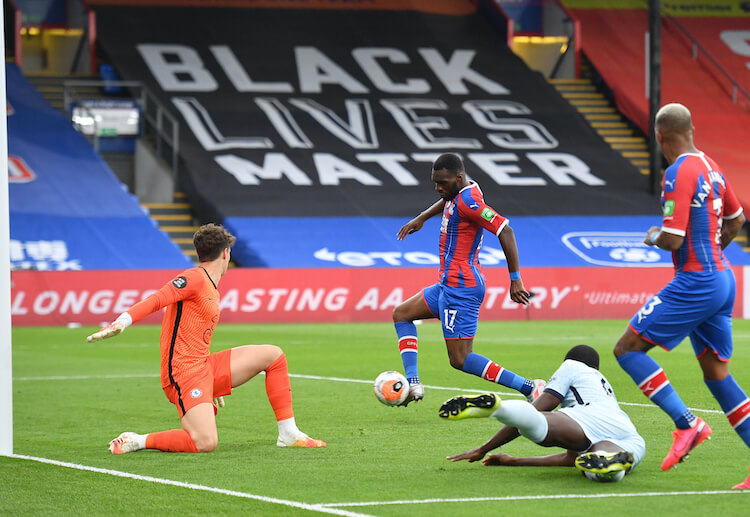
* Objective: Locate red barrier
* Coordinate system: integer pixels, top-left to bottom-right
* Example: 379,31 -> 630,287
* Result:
10,266 -> 744,326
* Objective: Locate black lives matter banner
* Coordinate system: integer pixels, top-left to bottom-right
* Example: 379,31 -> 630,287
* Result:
92,3 -> 657,218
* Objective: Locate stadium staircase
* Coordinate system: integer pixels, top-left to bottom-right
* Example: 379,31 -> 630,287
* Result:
548,59 -> 649,177
25,73 -> 203,264
142,193 -> 200,264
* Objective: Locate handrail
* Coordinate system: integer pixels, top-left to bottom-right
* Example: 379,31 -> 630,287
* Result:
553,0 -> 581,78
63,80 -> 180,178
665,14 -> 750,105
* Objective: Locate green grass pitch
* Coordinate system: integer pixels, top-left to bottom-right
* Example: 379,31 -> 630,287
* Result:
3,320 -> 750,515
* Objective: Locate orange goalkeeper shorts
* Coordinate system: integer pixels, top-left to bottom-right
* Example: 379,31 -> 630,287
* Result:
163,348 -> 233,417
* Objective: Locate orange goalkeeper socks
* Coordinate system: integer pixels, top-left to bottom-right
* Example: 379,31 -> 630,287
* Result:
265,353 -> 294,422
145,429 -> 199,453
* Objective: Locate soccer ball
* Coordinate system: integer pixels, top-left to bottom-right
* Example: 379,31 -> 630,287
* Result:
528,378 -> 546,402
373,370 -> 409,406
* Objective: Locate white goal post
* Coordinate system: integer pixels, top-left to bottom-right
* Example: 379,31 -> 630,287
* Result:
1,5 -> 13,456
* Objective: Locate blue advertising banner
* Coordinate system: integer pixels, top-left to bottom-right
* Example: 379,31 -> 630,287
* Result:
223,215 -> 750,268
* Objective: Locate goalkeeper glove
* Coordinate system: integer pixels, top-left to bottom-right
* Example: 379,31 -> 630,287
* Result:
86,313 -> 133,342
213,396 -> 225,409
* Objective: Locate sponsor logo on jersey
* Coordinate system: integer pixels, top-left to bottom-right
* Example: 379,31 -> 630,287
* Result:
663,200 -> 675,217
172,276 -> 188,289
190,388 -> 203,398
562,232 -> 671,267
481,208 -> 495,222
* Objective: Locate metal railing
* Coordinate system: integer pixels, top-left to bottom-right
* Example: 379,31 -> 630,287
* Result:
666,15 -> 750,106
63,80 -> 180,177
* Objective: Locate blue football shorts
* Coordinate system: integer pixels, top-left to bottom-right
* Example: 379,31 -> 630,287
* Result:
628,269 -> 736,360
423,282 -> 485,339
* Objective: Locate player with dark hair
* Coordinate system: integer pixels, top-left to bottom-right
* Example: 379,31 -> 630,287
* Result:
443,345 -> 645,483
393,152 -> 543,405
612,103 -> 750,488
87,223 -> 325,453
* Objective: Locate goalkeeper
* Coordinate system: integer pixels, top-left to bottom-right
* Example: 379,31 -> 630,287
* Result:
88,223 -> 325,454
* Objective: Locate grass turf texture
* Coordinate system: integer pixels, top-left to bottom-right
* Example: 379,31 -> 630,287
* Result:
4,320 -> 750,515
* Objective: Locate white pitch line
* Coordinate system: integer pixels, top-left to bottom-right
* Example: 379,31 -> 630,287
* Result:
6,454 -> 373,517
320,490 -> 749,508
13,371 -> 724,414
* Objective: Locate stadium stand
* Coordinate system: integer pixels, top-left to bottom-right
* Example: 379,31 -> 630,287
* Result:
9,0 -> 750,325
562,1 -> 750,209
7,62 -> 192,270
87,0 -> 677,268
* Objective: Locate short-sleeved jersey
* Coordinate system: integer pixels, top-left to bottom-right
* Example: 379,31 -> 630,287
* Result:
439,182 -> 508,287
661,152 -> 743,273
126,267 -> 220,388
545,359 -> 623,413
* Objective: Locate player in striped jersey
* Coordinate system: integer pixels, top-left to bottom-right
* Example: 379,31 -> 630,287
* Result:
393,153 -> 543,405
87,223 -> 325,453
612,104 -> 750,487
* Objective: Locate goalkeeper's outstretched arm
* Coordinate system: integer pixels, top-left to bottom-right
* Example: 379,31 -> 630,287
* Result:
86,275 -> 191,343
86,312 -> 133,342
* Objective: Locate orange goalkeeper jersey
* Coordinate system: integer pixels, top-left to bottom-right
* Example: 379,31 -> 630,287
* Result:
126,267 -> 220,388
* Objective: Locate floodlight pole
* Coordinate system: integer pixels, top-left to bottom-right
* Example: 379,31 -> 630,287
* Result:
0,6 -> 13,456
647,0 -> 662,195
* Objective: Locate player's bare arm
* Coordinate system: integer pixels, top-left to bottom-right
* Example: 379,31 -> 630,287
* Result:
644,225 -> 683,251
721,212 -> 746,249
397,199 -> 446,240
446,425 -> 521,462
498,225 -> 530,305
483,450 -> 577,467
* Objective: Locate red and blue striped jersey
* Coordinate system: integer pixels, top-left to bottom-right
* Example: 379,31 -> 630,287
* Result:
661,152 -> 743,273
438,182 -> 508,287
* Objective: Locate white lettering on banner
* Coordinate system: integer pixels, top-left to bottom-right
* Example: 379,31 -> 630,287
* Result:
351,48 -> 430,94
380,99 -> 482,149
355,288 -> 379,310
138,44 -> 217,91
10,239 -> 82,272
417,48 -> 509,95
463,101 -> 558,149
11,292 -> 28,315
468,153 -> 546,186
11,289 -> 159,317
180,97 -> 567,153
209,45 -> 293,93
354,287 -> 404,310
719,30 -> 750,71
255,98 -> 312,149
356,153 -> 419,185
527,153 -> 605,186
60,290 -> 88,314
584,291 -> 654,305
215,153 -> 313,185
114,290 -> 141,313
219,287 -> 349,312
485,287 -> 506,308
484,285 -> 579,310
315,154 -> 382,185
214,151 -> 605,187
143,44 -> 509,95
142,44 -> 609,187
288,99 -> 378,149
313,246 -> 505,267
173,98 -> 273,151
33,291 -> 59,315
296,46 -> 369,94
